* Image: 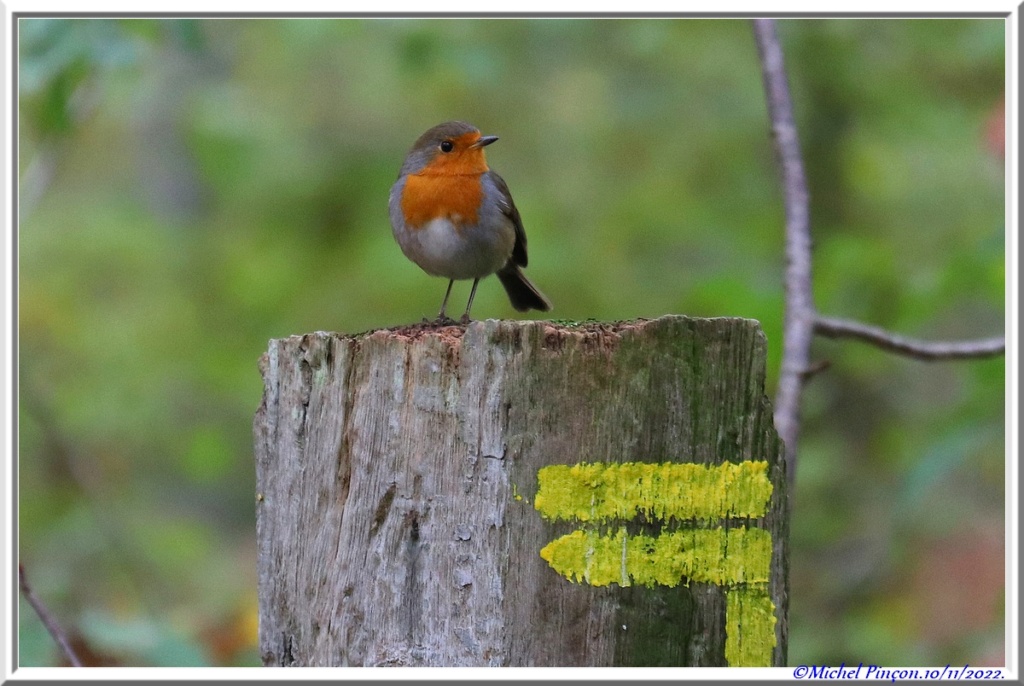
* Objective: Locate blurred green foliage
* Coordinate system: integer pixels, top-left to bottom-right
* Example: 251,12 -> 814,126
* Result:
17,18 -> 1004,667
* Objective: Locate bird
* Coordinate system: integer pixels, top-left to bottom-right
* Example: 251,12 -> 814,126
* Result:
389,121 -> 552,324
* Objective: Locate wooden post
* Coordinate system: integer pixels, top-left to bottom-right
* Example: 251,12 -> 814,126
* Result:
254,315 -> 787,667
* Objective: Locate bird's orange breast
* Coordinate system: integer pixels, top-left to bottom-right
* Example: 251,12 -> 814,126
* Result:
400,173 -> 484,229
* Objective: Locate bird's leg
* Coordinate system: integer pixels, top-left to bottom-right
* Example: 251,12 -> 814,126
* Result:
460,279 -> 480,325
434,280 -> 456,325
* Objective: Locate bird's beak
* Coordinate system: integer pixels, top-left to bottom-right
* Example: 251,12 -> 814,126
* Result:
473,135 -> 499,148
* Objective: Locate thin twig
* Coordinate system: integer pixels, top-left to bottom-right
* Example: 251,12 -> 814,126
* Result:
753,18 -> 815,486
800,358 -> 832,380
815,316 -> 1005,360
19,564 -> 83,667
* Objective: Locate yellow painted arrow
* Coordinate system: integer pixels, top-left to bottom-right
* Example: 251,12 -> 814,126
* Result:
534,460 -> 777,667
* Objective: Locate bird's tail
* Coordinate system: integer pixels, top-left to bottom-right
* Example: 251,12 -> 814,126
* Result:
497,265 -> 552,313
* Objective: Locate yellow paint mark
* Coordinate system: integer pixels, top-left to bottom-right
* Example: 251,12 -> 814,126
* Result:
535,461 -> 772,522
725,587 -> 777,667
511,482 -> 523,502
535,459 -> 779,665
539,527 -> 771,587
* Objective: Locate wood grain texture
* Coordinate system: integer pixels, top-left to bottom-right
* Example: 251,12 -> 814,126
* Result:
254,315 -> 787,667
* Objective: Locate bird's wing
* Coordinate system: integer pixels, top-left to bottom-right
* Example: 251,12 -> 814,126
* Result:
485,170 -> 528,267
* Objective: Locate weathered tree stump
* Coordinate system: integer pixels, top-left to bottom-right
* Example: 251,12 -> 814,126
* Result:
254,315 -> 787,667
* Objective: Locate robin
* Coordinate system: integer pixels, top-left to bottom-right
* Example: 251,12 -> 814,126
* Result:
389,121 -> 552,324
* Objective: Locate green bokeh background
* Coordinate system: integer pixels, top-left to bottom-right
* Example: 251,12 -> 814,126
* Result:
17,18 -> 1005,667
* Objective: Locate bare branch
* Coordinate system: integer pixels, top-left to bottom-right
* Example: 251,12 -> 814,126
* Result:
19,564 -> 83,667
753,19 -> 1003,493
815,316 -> 1005,361
753,18 -> 815,485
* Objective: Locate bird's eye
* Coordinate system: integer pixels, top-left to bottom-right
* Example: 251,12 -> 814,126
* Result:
439,140 -> 454,153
